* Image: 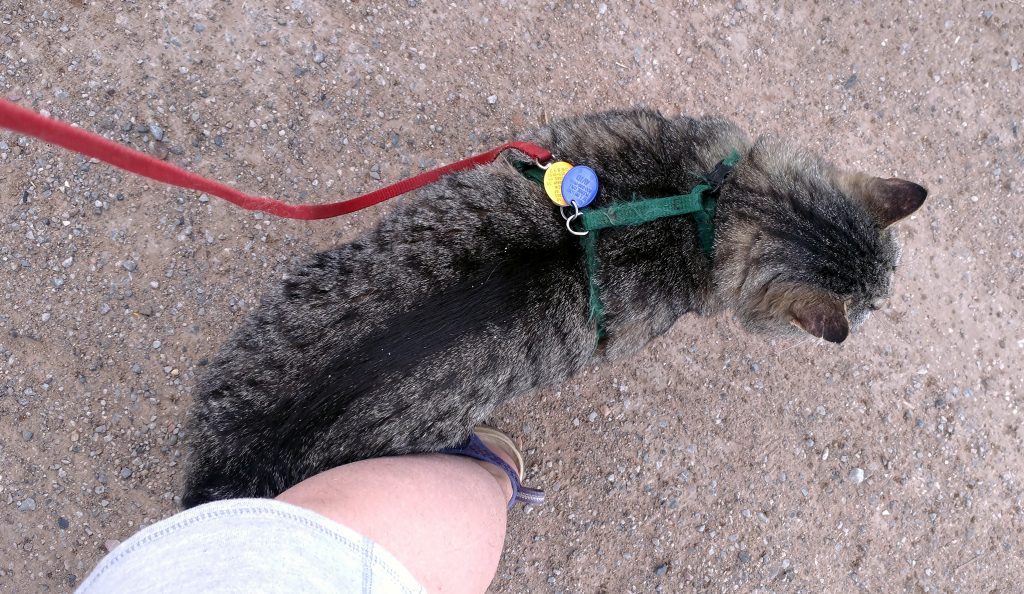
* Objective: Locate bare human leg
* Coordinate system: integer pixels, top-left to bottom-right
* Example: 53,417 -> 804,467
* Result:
276,443 -> 518,594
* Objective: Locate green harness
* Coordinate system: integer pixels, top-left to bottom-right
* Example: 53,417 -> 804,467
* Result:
517,151 -> 741,343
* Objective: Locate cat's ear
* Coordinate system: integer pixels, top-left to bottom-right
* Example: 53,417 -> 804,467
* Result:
788,292 -> 849,344
840,173 -> 928,228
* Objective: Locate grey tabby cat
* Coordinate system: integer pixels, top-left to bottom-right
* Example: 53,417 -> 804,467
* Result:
181,108 -> 926,507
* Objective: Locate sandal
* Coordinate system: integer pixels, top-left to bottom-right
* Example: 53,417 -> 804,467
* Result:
441,426 -> 545,509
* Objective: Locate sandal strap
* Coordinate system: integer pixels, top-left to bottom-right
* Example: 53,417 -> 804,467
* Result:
516,486 -> 546,506
441,433 -> 545,509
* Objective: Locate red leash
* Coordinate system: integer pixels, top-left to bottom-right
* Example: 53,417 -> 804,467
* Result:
0,98 -> 551,220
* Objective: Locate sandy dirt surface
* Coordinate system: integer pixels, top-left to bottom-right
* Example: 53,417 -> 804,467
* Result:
1,1 -> 1022,592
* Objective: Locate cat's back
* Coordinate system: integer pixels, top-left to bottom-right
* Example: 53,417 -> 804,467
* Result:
183,108 -> 735,504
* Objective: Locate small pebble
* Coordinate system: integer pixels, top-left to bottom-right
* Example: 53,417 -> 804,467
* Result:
193,22 -> 206,33
850,467 -> 865,484
58,517 -> 70,530
738,550 -> 752,563
1012,57 -> 1021,73
152,340 -> 162,349
654,564 -> 668,576
150,124 -> 164,141
99,303 -> 112,315
22,430 -> 33,441
487,95 -> 497,104
131,363 -> 142,374
150,280 -> 160,289
122,260 -> 138,272
61,256 -> 73,268
120,467 -> 133,479
41,312 -> 51,322
313,51 -> 325,64
19,498 -> 36,512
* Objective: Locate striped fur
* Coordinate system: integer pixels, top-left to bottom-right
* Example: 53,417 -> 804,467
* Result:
181,109 -> 926,506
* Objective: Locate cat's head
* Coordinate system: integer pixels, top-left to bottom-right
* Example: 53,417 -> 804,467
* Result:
713,136 -> 927,343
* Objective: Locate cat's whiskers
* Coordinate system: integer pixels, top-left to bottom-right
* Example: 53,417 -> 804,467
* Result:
775,334 -> 815,356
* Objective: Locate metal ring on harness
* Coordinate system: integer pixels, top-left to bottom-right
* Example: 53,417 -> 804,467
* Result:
565,202 -> 588,236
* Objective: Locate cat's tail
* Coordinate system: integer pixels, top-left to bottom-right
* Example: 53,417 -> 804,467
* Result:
180,469 -> 235,509
180,448 -> 279,508
180,425 -> 286,507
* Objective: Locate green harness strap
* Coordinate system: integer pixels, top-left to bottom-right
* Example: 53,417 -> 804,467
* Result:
517,151 -> 741,343
582,192 -> 714,251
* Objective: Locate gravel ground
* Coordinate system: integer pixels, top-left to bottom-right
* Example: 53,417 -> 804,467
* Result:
1,1 -> 1022,592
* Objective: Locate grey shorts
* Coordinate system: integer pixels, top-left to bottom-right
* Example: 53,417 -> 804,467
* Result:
75,498 -> 426,594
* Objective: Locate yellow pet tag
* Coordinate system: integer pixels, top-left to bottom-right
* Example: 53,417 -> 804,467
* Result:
543,161 -> 573,206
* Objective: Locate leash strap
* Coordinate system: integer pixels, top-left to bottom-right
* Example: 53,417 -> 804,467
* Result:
0,98 -> 551,220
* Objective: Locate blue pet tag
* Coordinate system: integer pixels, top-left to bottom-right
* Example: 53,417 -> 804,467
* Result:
561,165 -> 599,208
